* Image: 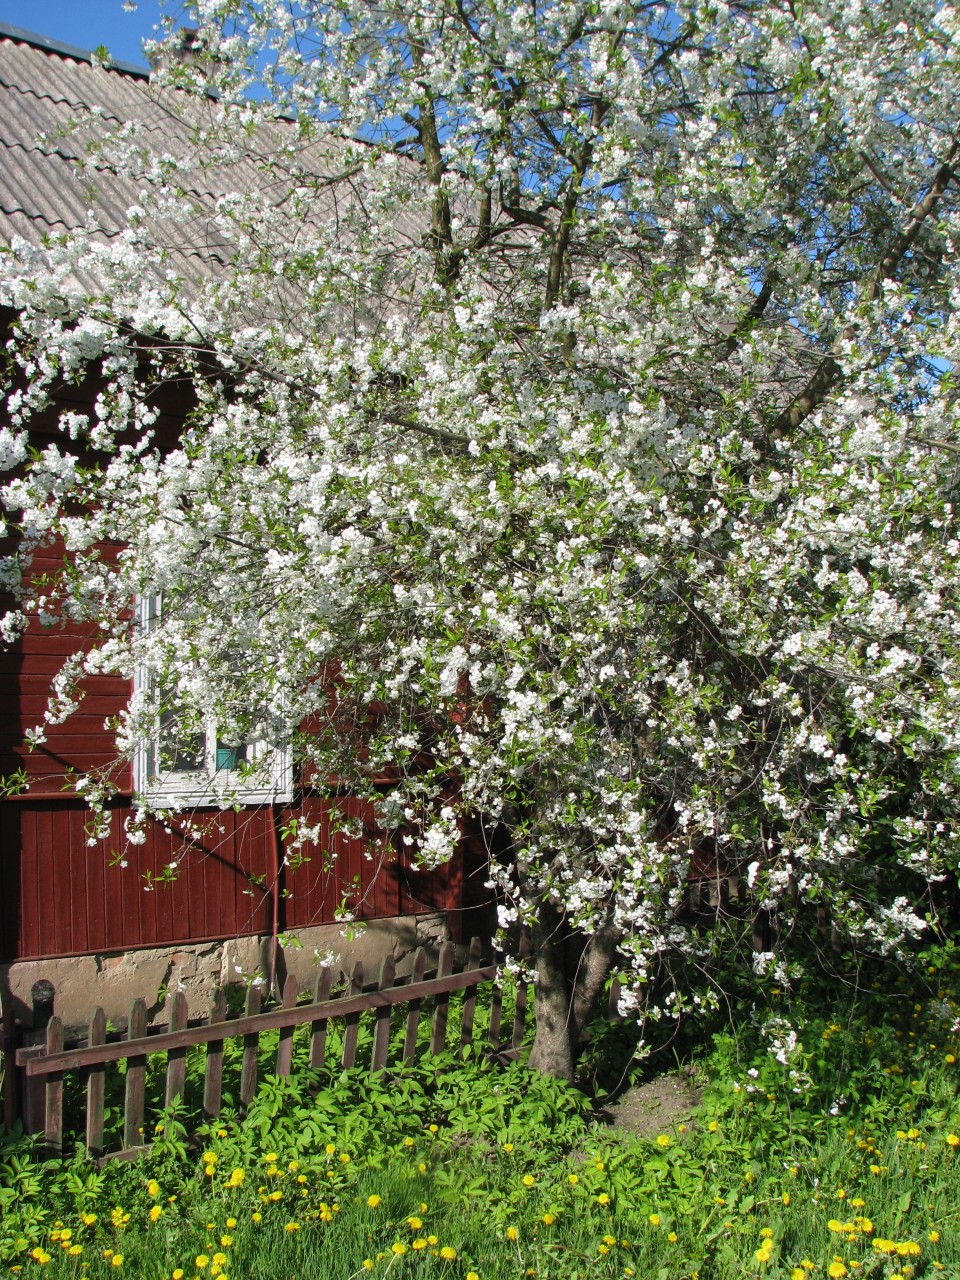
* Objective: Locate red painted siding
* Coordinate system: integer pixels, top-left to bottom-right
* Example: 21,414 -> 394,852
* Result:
0,341 -> 487,963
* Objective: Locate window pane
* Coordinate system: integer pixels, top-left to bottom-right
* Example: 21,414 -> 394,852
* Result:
158,701 -> 205,772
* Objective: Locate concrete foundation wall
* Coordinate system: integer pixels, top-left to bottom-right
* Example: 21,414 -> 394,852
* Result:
1,913 -> 449,1032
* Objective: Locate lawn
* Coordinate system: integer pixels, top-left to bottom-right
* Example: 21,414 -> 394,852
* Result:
2,943 -> 960,1280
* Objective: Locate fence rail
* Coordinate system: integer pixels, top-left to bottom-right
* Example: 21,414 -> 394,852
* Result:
13,936 -> 528,1159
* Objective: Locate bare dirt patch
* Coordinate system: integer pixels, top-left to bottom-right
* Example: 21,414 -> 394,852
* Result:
600,1070 -> 704,1139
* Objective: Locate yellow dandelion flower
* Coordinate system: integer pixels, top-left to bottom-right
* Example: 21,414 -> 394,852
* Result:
542,1214 -> 555,1226
467,1274 -> 480,1280
251,1213 -> 262,1224
567,1174 -> 579,1186
503,1143 -> 514,1153
284,1223 -> 300,1234
362,1262 -> 374,1272
225,1219 -> 237,1230
412,1240 -> 427,1252
172,1271 -> 184,1280
148,1206 -> 163,1223
440,1247 -> 457,1260
656,1135 -> 671,1148
597,1193 -> 611,1206
668,1232 -> 679,1243
407,1217 -> 423,1230
147,1180 -> 161,1198
929,1230 -> 941,1243
946,1134 -> 960,1147
506,1227 -> 518,1241
649,1214 -> 661,1227
367,1195 -> 382,1208
391,1243 -> 408,1256
111,1256 -> 124,1269
195,1257 -> 209,1270
522,1175 -> 535,1188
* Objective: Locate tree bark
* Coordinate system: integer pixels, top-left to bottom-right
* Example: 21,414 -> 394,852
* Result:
526,898 -> 621,1079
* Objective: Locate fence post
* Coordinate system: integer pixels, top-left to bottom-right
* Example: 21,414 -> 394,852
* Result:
275,976 -> 299,1078
403,949 -> 427,1064
22,980 -> 55,1135
85,1007 -> 107,1157
44,1016 -> 64,1155
341,963 -> 364,1069
460,937 -> 482,1053
202,991 -> 228,1122
430,942 -> 455,1055
309,968 -> 333,1070
371,955 -> 396,1072
123,998 -> 148,1150
164,991 -> 189,1112
1,989 -> 18,1132
239,984 -> 262,1108
512,928 -> 531,1052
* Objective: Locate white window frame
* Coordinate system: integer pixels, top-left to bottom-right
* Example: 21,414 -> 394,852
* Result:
132,595 -> 293,807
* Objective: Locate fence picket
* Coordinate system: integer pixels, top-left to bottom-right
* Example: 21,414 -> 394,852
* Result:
403,949 -> 427,1063
164,991 -> 189,1111
202,991 -> 227,1121
488,970 -> 503,1051
460,937 -> 482,1052
371,955 -> 396,1071
275,976 -> 300,1078
85,1008 -> 107,1157
512,930 -> 531,1052
44,1016 -> 64,1154
430,942 -> 455,1055
309,968 -> 333,1070
341,964 -> 364,1069
123,999 -> 148,1149
239,985 -> 262,1107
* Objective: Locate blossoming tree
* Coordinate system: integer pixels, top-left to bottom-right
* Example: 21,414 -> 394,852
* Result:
4,0 -> 960,1075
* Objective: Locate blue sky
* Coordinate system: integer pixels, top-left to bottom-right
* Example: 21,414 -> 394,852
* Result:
0,1 -> 167,68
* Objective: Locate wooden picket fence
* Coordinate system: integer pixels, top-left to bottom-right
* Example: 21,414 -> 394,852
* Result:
14,936 -> 528,1160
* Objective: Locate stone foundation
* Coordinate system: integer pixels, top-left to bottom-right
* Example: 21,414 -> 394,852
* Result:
1,913 -> 449,1032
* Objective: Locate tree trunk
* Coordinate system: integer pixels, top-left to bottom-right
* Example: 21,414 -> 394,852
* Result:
526,899 -> 621,1079
527,899 -> 577,1078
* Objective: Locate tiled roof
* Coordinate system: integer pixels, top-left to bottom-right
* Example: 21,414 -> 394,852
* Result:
0,21 -> 354,289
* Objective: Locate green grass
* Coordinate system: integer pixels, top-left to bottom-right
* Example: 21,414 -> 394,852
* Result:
4,944 -> 960,1279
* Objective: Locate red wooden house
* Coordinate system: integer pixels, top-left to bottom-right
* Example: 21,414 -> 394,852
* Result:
0,21 -> 491,1027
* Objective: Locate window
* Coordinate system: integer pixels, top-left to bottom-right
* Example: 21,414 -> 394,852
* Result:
132,596 -> 293,806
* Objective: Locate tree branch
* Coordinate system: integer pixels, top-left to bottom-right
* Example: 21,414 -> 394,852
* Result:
773,138 -> 959,437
